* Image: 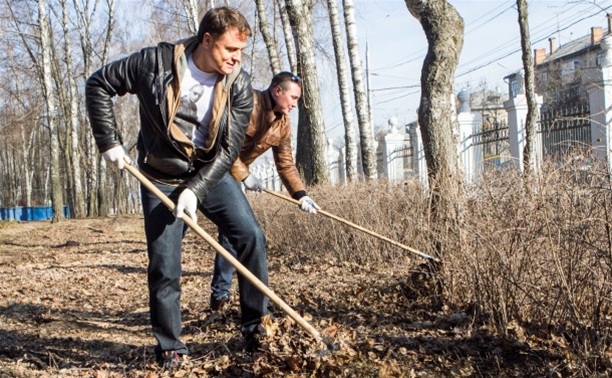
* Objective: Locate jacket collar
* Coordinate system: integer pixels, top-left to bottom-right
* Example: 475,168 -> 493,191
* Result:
262,89 -> 286,126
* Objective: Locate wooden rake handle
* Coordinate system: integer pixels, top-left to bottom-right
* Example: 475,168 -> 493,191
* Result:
122,162 -> 334,349
263,189 -> 440,263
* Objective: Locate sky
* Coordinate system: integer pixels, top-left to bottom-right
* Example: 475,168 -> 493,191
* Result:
318,0 -> 612,140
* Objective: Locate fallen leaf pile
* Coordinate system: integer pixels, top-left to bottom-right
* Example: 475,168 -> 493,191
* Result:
0,216 -> 600,377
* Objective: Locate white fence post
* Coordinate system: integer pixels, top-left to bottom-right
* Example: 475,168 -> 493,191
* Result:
457,90 -> 483,184
586,36 -> 612,171
382,118 -> 406,183
408,123 -> 429,189
504,88 -> 543,171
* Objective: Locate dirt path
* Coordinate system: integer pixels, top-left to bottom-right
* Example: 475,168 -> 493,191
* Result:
0,216 -> 567,377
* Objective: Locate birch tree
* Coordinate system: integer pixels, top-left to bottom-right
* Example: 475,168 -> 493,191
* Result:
277,0 -> 297,73
183,0 -> 199,34
516,0 -> 538,174
256,0 -> 282,74
405,0 -> 464,261
58,0 -> 85,217
285,0 -> 329,184
343,0 -> 376,180
73,0 -> 102,215
326,0 -> 357,182
38,0 -> 64,221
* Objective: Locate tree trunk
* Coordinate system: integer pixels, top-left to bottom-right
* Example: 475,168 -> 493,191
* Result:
405,0 -> 465,261
285,0 -> 329,185
38,0 -> 64,222
59,0 -> 85,218
256,0 -> 282,74
326,0 -> 357,182
183,0 -> 199,35
74,0 -> 99,216
277,0 -> 298,73
516,0 -> 538,175
343,0 -> 376,180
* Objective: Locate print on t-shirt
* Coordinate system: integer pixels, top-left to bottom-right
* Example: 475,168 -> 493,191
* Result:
174,56 -> 217,148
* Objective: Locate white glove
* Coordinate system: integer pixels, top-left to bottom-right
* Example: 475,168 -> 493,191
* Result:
101,145 -> 131,169
173,188 -> 198,222
299,196 -> 320,214
243,174 -> 263,192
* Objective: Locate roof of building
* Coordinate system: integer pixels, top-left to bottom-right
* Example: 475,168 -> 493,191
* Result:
541,32 -> 603,64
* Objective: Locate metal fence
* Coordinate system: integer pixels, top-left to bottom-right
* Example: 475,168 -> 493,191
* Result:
258,99 -> 595,188
377,143 -> 413,180
539,102 -> 591,157
472,120 -> 511,169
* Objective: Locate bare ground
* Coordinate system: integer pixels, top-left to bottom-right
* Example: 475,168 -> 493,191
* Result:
0,215 -> 587,377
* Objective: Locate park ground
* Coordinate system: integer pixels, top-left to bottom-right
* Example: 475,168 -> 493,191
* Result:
0,214 -> 602,377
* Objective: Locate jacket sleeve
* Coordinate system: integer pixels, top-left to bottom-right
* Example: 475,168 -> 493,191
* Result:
229,105 -> 259,182
230,156 -> 251,182
273,132 -> 306,197
85,49 -> 148,153
186,72 -> 254,201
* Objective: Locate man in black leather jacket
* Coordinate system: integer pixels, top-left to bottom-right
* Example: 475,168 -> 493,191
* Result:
85,7 -> 269,368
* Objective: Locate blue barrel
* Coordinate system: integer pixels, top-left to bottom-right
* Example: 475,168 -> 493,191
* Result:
14,207 -> 23,221
7,208 -> 15,221
63,205 -> 71,218
30,206 -> 51,221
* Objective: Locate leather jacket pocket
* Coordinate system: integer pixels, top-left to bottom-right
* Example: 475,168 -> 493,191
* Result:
145,152 -> 191,176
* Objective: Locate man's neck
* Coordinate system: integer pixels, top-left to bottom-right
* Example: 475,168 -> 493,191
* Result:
267,89 -> 280,114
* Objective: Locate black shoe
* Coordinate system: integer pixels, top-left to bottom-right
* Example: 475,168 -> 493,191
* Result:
210,296 -> 229,311
243,323 -> 268,353
157,350 -> 182,369
244,332 -> 265,353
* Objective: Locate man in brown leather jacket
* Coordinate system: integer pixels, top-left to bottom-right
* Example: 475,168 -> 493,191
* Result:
210,71 -> 320,310
86,7 -> 269,368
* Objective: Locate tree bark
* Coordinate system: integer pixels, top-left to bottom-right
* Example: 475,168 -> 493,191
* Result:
405,0 -> 465,261
38,0 -> 65,222
285,0 -> 329,185
256,0 -> 282,74
343,0 -> 376,180
277,0 -> 298,73
183,0 -> 199,35
326,0 -> 357,182
516,0 -> 538,175
60,0 -> 85,218
73,0 -> 100,216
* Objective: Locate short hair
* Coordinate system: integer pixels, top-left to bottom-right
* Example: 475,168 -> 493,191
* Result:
270,71 -> 302,91
197,6 -> 252,43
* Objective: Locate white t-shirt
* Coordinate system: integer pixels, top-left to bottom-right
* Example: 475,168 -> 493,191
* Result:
174,56 -> 218,148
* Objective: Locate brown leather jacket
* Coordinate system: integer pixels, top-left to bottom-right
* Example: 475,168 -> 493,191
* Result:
230,89 -> 306,198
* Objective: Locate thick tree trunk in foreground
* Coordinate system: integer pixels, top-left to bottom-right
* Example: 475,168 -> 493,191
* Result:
405,0 -> 465,261
285,0 -> 329,185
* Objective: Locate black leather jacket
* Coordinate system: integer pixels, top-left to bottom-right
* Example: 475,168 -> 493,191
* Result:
85,37 -> 254,202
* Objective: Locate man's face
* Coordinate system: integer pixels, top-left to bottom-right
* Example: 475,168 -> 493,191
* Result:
197,27 -> 247,75
271,81 -> 301,115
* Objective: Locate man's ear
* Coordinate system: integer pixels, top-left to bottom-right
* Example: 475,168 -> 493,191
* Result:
201,32 -> 212,47
272,85 -> 283,97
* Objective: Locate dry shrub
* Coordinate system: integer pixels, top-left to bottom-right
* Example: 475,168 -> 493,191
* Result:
249,156 -> 611,372
248,180 -> 431,265
447,156 -> 611,371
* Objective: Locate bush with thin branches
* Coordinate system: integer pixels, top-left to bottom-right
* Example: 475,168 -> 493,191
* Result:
249,155 -> 611,374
